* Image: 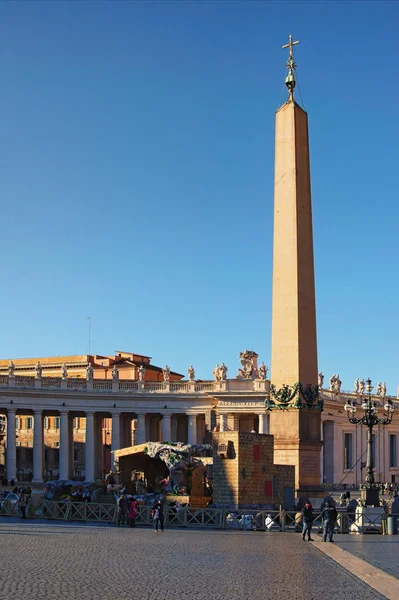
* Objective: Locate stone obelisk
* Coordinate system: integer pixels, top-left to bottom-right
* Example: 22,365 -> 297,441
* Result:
269,36 -> 321,494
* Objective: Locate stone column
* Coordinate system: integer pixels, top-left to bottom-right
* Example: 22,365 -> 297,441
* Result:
59,411 -> 71,480
85,412 -> 96,481
171,415 -> 178,443
6,409 -> 17,482
219,413 -> 227,432
162,414 -> 172,442
187,415 -> 197,446
196,414 -> 205,445
33,410 -> 44,483
95,416 -> 104,478
136,414 -> 146,445
111,413 -> 121,471
120,415 -> 132,448
258,413 -> 268,435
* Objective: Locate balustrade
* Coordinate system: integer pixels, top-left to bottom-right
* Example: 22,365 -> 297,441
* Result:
119,381 -> 140,391
67,378 -> 87,390
15,376 -> 35,388
42,377 -> 62,388
0,373 -> 271,394
93,381 -> 113,391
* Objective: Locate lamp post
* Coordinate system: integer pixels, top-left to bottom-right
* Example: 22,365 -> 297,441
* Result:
344,378 -> 395,506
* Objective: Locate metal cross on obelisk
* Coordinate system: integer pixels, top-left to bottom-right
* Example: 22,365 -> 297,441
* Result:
282,34 -> 300,100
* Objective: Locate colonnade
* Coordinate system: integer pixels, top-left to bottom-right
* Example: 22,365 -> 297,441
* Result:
4,409 -> 208,483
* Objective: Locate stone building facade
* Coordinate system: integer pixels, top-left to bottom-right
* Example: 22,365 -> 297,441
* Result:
0,366 -> 398,490
0,351 -> 183,478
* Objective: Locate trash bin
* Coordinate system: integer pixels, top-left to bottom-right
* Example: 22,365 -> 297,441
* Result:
387,516 -> 398,536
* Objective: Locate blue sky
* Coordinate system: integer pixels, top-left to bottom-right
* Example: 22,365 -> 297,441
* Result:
1,1 -> 399,393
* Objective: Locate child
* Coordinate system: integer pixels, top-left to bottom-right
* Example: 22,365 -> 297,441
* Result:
128,499 -> 138,528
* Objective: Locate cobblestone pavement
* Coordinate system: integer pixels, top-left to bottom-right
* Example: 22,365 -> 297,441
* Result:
330,534 -> 399,579
0,520 -> 388,600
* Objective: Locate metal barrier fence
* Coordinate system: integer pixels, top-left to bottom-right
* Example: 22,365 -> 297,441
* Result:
1,501 -> 398,534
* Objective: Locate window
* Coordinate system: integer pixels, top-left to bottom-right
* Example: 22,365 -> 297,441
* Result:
390,435 -> 397,468
15,417 -> 21,429
54,417 -> 60,430
44,417 -> 49,429
26,417 -> 33,429
73,417 -> 79,429
344,433 -> 353,470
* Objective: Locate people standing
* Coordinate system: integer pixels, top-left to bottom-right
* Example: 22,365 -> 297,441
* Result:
321,501 -> 337,542
301,502 -> 314,541
128,499 -> 138,528
117,493 -> 128,526
19,490 -> 28,519
152,500 -> 164,533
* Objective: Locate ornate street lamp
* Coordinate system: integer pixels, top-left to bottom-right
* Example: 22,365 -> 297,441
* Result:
344,378 -> 395,506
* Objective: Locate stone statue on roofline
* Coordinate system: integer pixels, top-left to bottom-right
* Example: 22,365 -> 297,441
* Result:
86,362 -> 94,380
188,365 -> 195,382
359,378 -> 365,395
329,374 -> 336,391
61,364 -> 68,379
236,349 -> 258,379
213,363 -> 228,381
219,362 -> 228,381
163,365 -> 171,382
138,364 -> 146,381
35,361 -> 42,379
329,374 -> 341,393
318,372 -> 324,388
354,378 -> 359,394
381,382 -> 387,398
112,364 -> 119,380
376,382 -> 382,397
258,362 -> 268,380
8,361 -> 15,378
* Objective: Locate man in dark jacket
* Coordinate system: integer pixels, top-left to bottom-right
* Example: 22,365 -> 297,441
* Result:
153,499 -> 165,533
117,493 -> 128,526
301,502 -> 314,541
322,501 -> 337,542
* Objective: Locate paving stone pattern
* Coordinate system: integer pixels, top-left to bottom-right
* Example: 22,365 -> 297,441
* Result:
0,520 -> 387,600
334,534 -> 399,580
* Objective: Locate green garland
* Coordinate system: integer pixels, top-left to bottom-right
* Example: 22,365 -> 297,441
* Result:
266,382 -> 323,412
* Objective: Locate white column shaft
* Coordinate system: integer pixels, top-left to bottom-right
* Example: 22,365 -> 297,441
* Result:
85,412 -> 96,481
219,413 -> 227,432
258,413 -> 268,435
162,414 -> 172,441
188,415 -> 197,445
137,414 -> 146,445
6,409 -> 17,482
59,411 -> 70,480
111,413 -> 121,471
33,410 -> 44,482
